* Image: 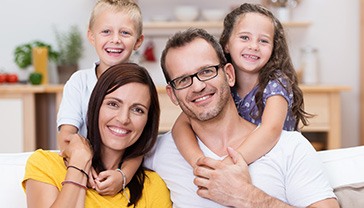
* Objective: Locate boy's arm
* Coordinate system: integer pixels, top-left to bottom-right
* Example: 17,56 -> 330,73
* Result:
172,112 -> 203,168
120,156 -> 143,184
57,124 -> 79,152
236,95 -> 288,164
93,156 -> 143,196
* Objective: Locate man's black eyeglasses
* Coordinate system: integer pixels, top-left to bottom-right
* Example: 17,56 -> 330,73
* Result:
169,65 -> 221,90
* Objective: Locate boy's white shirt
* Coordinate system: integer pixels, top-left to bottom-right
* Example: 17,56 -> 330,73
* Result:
57,63 -> 98,137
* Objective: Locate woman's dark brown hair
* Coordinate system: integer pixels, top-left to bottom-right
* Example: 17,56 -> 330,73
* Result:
87,62 -> 160,205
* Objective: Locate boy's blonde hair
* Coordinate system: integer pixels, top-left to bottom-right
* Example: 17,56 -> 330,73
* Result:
89,0 -> 143,36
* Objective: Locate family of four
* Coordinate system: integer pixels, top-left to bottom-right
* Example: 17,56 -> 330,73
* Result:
22,0 -> 339,207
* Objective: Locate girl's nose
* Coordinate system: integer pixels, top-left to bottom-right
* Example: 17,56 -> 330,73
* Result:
249,41 -> 259,51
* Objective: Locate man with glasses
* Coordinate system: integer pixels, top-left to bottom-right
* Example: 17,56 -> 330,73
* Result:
168,64 -> 221,90
144,28 -> 338,207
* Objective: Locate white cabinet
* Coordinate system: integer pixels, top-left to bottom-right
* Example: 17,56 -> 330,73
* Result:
0,92 -> 35,153
0,98 -> 24,152
0,85 -> 63,152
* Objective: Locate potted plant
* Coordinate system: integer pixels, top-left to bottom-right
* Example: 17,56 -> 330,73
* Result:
55,25 -> 83,83
14,41 -> 59,83
14,41 -> 59,69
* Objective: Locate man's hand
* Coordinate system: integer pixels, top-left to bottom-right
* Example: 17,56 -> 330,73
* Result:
193,147 -> 251,206
194,147 -> 296,207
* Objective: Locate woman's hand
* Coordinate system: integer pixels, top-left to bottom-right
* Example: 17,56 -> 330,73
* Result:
60,134 -> 93,172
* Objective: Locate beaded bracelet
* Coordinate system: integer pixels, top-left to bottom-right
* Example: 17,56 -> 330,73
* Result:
67,165 -> 89,180
62,180 -> 87,190
116,168 -> 130,203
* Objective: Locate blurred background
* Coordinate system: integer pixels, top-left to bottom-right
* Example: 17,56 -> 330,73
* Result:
0,0 -> 360,151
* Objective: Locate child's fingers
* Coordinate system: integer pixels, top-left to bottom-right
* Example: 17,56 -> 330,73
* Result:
88,173 -> 96,189
91,168 -> 98,180
94,170 -> 123,196
96,176 -> 111,189
227,146 -> 247,165
95,177 -> 114,195
95,170 -> 113,191
96,170 -> 113,181
87,167 -> 98,189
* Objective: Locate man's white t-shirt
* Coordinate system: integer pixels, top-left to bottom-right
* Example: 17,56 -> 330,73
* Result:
144,131 -> 336,208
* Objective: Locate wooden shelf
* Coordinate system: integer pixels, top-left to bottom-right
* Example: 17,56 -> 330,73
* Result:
283,21 -> 311,27
0,84 -> 63,94
144,21 -> 223,29
143,21 -> 311,36
144,20 -> 310,29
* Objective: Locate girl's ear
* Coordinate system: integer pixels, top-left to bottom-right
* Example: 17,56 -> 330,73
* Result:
223,63 -> 236,87
166,85 -> 179,106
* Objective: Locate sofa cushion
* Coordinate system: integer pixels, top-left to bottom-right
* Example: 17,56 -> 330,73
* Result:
334,182 -> 364,208
0,152 -> 32,208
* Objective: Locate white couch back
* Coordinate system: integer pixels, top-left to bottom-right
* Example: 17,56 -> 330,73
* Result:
0,152 -> 32,208
1,146 -> 364,208
318,145 -> 364,188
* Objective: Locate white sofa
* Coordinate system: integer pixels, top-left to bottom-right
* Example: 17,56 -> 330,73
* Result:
1,146 -> 364,208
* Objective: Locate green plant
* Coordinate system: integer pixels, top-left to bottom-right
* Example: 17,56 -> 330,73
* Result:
14,41 -> 59,69
55,25 -> 83,66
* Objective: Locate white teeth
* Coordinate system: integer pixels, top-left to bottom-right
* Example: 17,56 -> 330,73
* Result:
243,54 -> 259,60
109,126 -> 128,134
106,49 -> 122,53
195,95 -> 210,102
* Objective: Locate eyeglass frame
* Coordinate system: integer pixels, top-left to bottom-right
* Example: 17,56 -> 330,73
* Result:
168,64 -> 222,90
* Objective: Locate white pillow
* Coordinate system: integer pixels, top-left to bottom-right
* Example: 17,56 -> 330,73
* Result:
318,145 -> 364,188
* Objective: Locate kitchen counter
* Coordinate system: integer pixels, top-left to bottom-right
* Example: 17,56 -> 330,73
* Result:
0,84 -> 63,94
0,84 -> 350,152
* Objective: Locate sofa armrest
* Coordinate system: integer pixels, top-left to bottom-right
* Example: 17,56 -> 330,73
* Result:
0,152 -> 33,208
318,145 -> 364,188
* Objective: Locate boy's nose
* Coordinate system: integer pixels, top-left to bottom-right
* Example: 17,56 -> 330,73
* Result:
112,34 -> 121,43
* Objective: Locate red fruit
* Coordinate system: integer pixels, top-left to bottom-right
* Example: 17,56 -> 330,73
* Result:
0,74 -> 6,83
6,73 -> 18,83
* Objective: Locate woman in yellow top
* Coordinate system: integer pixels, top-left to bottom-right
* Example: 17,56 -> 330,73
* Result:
22,63 -> 172,208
